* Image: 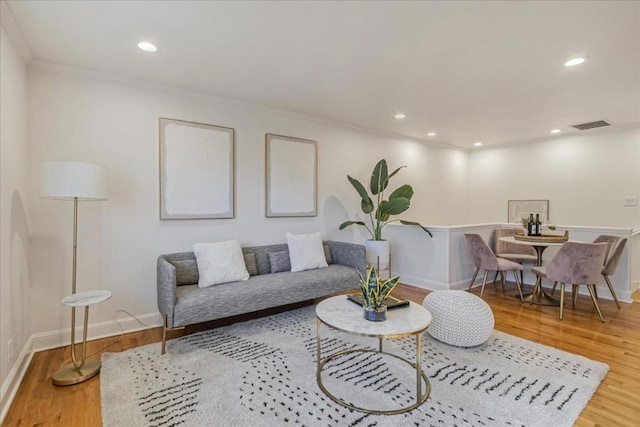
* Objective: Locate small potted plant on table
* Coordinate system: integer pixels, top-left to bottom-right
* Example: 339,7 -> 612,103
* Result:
358,265 -> 401,321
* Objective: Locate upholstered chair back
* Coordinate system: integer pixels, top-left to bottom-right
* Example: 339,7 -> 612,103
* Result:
493,228 -> 534,256
593,235 -> 628,276
464,234 -> 499,271
545,242 -> 607,285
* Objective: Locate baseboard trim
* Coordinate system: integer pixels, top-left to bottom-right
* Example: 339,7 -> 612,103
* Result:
31,312 -> 164,353
0,336 -> 34,425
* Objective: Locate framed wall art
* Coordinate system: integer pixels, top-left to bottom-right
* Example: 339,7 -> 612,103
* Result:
265,134 -> 317,217
159,118 -> 235,219
507,199 -> 549,223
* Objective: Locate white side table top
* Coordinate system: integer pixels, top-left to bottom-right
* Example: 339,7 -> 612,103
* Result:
61,290 -> 112,307
316,295 -> 432,338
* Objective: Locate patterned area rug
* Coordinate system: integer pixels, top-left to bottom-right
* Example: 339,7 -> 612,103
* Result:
101,305 -> 608,427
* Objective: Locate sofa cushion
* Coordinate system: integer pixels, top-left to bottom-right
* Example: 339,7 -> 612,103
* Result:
286,232 -> 328,272
193,240 -> 249,287
173,259 -> 199,285
324,244 -> 332,264
268,250 -> 291,273
173,265 -> 359,327
244,251 -> 258,276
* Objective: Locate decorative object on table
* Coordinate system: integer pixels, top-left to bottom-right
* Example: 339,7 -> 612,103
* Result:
357,265 -> 400,321
101,306 -> 609,427
422,290 -> 494,347
514,230 -> 569,243
464,233 -> 524,301
519,216 -> 529,232
41,160 -> 108,385
507,199 -> 549,224
347,293 -> 409,309
159,117 -> 235,219
531,242 -> 608,322
339,159 -> 431,278
265,134 -> 317,217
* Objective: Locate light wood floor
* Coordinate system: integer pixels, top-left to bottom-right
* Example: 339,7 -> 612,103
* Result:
3,282 -> 639,426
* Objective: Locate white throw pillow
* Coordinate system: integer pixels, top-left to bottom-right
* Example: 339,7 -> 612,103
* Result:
286,232 -> 328,272
193,240 -> 250,288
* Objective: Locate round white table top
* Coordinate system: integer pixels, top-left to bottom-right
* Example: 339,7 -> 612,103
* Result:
61,290 -> 112,307
316,295 -> 432,338
499,236 -> 568,247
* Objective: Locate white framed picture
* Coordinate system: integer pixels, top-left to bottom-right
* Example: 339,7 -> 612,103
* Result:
265,134 -> 317,217
507,199 -> 549,224
159,118 -> 235,219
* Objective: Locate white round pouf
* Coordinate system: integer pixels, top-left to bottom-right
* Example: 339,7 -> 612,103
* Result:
422,290 -> 494,347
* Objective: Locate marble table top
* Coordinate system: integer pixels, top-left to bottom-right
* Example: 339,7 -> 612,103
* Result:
316,295 -> 432,338
61,290 -> 112,307
499,236 -> 570,247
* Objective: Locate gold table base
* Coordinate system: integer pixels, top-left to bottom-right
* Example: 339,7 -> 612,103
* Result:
316,318 -> 430,415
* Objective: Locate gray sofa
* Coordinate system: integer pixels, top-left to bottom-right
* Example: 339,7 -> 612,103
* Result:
157,240 -> 365,353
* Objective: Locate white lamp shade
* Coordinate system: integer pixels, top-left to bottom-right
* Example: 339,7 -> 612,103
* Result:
41,161 -> 107,200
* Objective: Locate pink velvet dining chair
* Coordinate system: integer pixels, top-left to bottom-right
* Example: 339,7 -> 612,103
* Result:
532,241 -> 608,322
464,233 -> 524,301
493,228 -> 537,282
551,235 -> 626,309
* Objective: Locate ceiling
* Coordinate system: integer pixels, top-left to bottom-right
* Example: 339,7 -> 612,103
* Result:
4,0 -> 640,148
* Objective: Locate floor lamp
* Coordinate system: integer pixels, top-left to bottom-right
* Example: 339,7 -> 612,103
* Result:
41,160 -> 108,386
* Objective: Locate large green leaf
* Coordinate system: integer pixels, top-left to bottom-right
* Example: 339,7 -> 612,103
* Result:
378,197 -> 410,216
348,175 -> 369,200
370,159 -> 388,195
400,220 -> 433,237
339,220 -> 367,230
389,184 -> 414,201
387,166 -> 405,180
348,175 -> 374,214
361,198 -> 374,213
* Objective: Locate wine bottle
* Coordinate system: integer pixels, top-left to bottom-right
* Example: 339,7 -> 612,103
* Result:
527,213 -> 534,236
535,214 -> 542,236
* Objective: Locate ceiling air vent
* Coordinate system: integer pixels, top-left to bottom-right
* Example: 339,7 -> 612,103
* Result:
571,120 -> 610,131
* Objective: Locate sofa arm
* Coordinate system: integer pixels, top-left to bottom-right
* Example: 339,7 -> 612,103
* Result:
157,256 -> 177,327
327,240 -> 366,275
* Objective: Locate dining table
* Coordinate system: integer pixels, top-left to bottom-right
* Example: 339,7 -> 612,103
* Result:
498,236 -> 567,306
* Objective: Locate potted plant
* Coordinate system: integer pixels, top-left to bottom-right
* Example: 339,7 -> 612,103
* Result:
339,159 -> 431,273
358,265 -> 400,321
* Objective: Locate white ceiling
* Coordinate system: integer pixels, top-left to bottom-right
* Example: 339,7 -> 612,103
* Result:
4,0 -> 640,148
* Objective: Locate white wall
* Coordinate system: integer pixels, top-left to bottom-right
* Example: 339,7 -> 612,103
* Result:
0,25 -> 32,416
467,126 -> 640,228
26,63 -> 470,341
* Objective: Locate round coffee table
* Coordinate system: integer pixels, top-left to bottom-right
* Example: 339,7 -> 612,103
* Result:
315,295 -> 432,415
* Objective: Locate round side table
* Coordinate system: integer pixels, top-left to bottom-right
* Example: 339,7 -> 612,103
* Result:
52,290 -> 111,386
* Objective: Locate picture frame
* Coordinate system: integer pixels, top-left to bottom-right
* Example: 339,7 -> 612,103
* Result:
507,199 -> 549,224
265,134 -> 317,217
159,118 -> 235,220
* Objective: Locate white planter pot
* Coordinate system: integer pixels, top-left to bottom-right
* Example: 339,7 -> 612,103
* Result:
365,240 -> 390,271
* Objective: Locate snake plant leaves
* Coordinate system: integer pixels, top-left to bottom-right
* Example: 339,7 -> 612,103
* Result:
347,175 -> 374,214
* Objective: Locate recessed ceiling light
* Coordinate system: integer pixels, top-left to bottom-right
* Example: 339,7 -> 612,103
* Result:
427,132 -> 437,137
138,41 -> 158,52
550,129 -> 562,134
474,142 -> 483,147
394,113 -> 406,119
564,57 -> 585,67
